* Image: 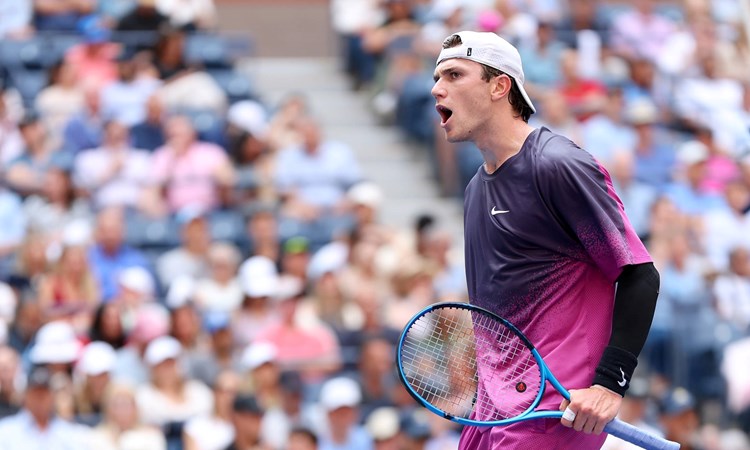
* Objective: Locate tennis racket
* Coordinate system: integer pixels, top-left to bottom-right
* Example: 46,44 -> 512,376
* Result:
396,302 -> 679,450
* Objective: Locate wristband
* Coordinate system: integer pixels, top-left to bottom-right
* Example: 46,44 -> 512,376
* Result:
592,345 -> 637,396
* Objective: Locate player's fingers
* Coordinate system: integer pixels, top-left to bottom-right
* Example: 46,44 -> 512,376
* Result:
581,417 -> 597,434
559,399 -> 570,412
560,406 -> 575,427
592,419 -> 608,435
573,414 -> 588,432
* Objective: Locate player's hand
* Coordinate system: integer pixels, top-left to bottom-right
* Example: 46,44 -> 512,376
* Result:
559,385 -> 622,434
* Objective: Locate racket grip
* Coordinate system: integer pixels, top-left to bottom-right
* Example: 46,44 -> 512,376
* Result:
604,418 -> 680,450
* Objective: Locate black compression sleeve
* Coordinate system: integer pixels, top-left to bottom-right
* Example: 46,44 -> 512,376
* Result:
592,262 -> 660,395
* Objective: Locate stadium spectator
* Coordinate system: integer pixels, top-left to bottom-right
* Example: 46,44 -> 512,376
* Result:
193,242 -> 243,314
88,207 -> 152,302
136,335 -> 213,427
712,247 -> 750,335
232,255 -> 279,347
657,387 -> 706,450
100,53 -> 162,127
156,209 -> 212,286
130,93 -> 166,151
73,341 -> 117,426
37,242 -> 99,328
226,394 -> 270,450
254,275 -> 341,378
32,0 -> 95,32
156,0 -> 217,31
183,369 -> 239,450
145,115 -> 236,216
116,0 -> 170,31
0,345 -> 22,418
88,303 -> 127,351
0,0 -> 33,39
609,0 -> 677,63
62,87 -> 106,155
317,376 -> 373,450
64,15 -> 120,91
0,87 -> 24,165
0,365 -> 88,447
89,382 -> 168,450
6,113 -> 66,196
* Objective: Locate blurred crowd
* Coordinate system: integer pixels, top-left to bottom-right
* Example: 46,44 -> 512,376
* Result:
0,0 -> 471,450
1,0 -> 750,450
331,0 -> 750,449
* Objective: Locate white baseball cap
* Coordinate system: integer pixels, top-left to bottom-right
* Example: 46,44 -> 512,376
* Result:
78,341 -> 117,376
30,321 -> 82,365
241,341 -> 277,371
319,376 -> 361,411
239,255 -> 279,298
436,31 -> 536,113
144,335 -> 182,366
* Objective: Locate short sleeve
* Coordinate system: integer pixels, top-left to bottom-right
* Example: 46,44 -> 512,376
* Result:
536,136 -> 651,282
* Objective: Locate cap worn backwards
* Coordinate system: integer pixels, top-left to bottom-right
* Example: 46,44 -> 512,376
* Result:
436,31 -> 535,113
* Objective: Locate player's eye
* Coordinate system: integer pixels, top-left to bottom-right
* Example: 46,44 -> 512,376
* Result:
450,71 -> 460,79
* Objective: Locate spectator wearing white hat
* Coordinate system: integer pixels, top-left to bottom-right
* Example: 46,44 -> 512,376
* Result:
90,382 -> 168,450
111,303 -> 170,385
28,321 -> 83,374
254,275 -> 341,380
183,369 -> 240,450
135,335 -> 213,427
74,341 -> 117,426
193,242 -> 244,314
365,406 -> 401,450
232,256 -> 280,347
317,376 -> 372,450
664,140 -> 726,216
240,342 -> 281,412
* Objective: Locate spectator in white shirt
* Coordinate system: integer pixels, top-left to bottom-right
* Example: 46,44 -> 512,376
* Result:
74,120 -> 152,211
100,54 -> 162,127
0,365 -> 89,450
713,247 -> 750,334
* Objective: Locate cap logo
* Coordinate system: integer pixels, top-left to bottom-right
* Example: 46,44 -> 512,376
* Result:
466,48 -> 472,56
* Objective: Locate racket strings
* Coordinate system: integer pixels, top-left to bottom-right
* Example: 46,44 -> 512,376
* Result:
400,306 -> 541,421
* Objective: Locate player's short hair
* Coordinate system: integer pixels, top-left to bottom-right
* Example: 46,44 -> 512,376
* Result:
441,34 -> 533,123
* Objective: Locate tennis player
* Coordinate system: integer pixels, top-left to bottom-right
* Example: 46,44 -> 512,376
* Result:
432,31 -> 660,449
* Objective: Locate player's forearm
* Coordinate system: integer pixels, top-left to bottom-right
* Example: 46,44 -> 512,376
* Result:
593,262 -> 660,395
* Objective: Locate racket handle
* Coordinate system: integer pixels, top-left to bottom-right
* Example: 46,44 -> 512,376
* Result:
604,418 -> 680,450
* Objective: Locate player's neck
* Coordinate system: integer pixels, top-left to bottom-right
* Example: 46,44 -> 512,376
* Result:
478,119 -> 535,174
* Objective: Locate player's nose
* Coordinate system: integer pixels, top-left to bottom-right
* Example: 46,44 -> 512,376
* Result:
431,80 -> 445,99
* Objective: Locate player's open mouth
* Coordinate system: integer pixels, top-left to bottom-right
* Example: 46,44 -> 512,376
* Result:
436,105 -> 453,124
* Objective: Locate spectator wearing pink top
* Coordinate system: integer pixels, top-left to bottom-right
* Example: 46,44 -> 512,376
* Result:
64,16 -> 120,91
254,276 -> 341,378
145,115 -> 235,216
609,0 -> 677,63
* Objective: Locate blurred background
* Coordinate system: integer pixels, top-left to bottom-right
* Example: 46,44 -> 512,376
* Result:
0,0 -> 749,449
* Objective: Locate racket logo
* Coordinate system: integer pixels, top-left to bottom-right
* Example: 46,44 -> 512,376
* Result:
515,382 -> 527,393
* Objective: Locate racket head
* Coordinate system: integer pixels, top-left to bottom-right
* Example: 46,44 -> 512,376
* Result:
396,302 -> 549,426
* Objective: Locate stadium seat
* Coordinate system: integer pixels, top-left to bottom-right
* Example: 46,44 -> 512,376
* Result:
185,33 -> 233,69
208,210 -> 247,246
0,38 -> 47,69
125,214 -> 181,250
207,69 -> 256,104
7,69 -> 49,108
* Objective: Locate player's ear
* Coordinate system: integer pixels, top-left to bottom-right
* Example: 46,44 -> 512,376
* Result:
490,74 -> 512,101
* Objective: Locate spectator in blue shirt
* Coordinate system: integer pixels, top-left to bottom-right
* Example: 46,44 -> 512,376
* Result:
88,207 -> 152,302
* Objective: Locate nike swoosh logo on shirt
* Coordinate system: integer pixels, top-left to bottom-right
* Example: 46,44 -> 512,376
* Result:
491,207 -> 510,215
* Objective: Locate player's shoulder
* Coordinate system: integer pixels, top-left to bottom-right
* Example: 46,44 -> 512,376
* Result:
530,127 -> 596,172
